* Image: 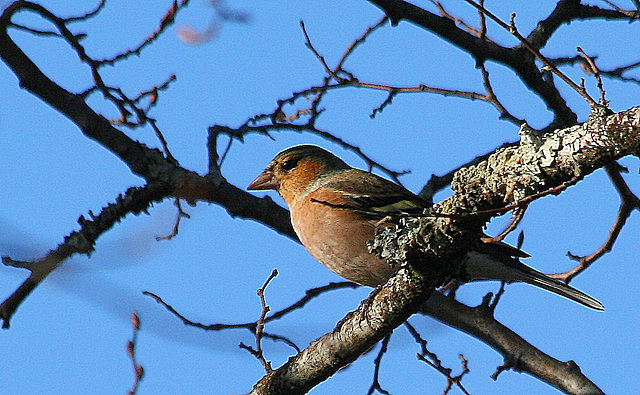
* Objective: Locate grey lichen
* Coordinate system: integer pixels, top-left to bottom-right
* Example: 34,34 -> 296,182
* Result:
370,106 -> 640,283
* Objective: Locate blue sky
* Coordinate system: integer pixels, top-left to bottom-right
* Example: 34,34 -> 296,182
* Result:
1,1 -> 639,394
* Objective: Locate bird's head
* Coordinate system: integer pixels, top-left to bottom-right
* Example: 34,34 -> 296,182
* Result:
247,145 -> 350,203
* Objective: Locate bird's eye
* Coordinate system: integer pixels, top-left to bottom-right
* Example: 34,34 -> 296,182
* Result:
280,158 -> 299,172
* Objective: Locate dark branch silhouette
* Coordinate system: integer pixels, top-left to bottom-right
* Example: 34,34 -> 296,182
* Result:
1,1 -> 639,394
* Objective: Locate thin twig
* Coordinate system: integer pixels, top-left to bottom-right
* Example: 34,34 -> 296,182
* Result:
405,321 -> 470,395
477,0 -> 487,40
300,21 -> 339,80
134,74 -> 177,108
444,176 -> 582,218
367,335 -> 392,395
8,23 -> 60,36
65,0 -> 107,22
462,0 -> 599,108
489,282 -> 507,312
98,1 -> 191,65
299,17 -> 493,124
143,281 -> 359,355
601,0 -> 640,18
251,269 -> 279,371
577,46 -> 608,105
148,118 -> 177,162
431,0 -> 489,40
601,59 -> 640,84
144,281 -> 358,331
336,15 -> 388,72
126,312 -> 145,395
156,199 -> 191,241
213,122 -> 410,183
481,205 -> 527,244
479,62 -> 524,125
550,163 -> 639,283
266,282 -> 359,322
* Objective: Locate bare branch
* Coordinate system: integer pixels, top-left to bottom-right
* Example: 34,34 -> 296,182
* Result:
600,59 -> 640,84
481,205 -> 528,244
479,62 -> 525,125
99,0 -> 191,65
550,162 -> 640,283
300,21 -> 339,80
126,312 -> 145,395
367,335 -> 392,395
0,184 -> 171,328
8,23 -> 60,36
299,15 -> 509,126
147,118 -> 177,162
526,0 -> 636,50
366,0 -> 580,127
251,267 -> 442,394
265,282 -> 359,322
461,0 -> 599,108
600,0 -> 640,19
431,0 -> 489,40
577,46 -> 608,105
477,0 -> 487,40
336,15 -> 388,71
209,123 -> 410,184
0,3 -> 299,325
156,199 -> 191,241
144,282 -> 358,331
421,293 -> 603,394
0,2 -> 178,177
240,269 -> 279,372
64,0 -> 106,22
405,321 -> 470,395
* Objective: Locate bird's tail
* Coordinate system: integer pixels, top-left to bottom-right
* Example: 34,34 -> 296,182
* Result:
465,251 -> 604,311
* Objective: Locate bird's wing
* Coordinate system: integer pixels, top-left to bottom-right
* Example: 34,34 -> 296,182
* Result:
317,169 -> 430,218
317,169 -> 532,257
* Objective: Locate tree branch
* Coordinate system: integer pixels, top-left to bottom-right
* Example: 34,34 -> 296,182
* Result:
251,267 -> 443,394
421,293 -> 602,394
1,183 -> 171,328
3,2 -> 638,393
526,0 -> 634,50
0,1 -> 296,324
252,106 -> 640,393
551,162 -> 640,282
365,0 -> 580,128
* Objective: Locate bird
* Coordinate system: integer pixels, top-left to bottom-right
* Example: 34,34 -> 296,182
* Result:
247,144 -> 604,310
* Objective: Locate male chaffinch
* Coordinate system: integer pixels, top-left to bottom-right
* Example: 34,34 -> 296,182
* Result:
248,145 -> 603,310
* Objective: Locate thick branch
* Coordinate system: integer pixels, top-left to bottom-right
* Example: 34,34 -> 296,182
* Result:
367,107 -> 639,394
251,107 -> 640,393
0,2 -> 295,325
374,107 -> 640,271
527,0 -> 635,50
366,0 -> 578,127
3,2 -> 638,393
251,267 -> 443,394
0,183 -> 171,327
0,2 -> 169,180
448,108 -> 640,213
421,293 -> 603,394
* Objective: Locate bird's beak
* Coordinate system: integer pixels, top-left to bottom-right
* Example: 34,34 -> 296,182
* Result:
247,170 -> 278,190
